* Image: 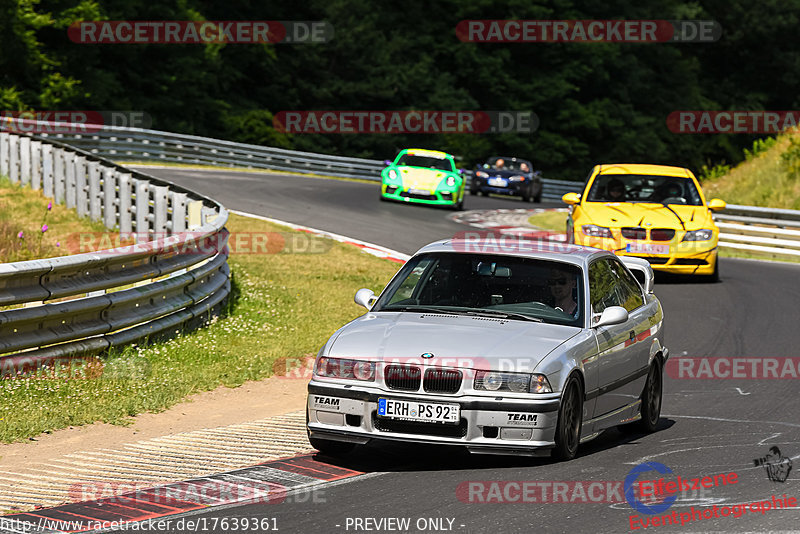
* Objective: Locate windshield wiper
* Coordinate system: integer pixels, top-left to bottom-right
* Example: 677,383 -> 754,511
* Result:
381,305 -> 460,314
463,310 -> 543,322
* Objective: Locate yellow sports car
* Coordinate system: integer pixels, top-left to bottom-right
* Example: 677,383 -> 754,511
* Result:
562,164 -> 726,280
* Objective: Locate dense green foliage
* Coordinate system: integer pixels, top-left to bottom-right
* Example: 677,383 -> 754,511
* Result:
3,0 -> 799,178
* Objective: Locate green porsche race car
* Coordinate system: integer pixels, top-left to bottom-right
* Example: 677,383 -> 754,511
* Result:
380,148 -> 465,209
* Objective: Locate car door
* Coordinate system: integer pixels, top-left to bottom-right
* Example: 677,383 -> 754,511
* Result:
589,258 -> 647,417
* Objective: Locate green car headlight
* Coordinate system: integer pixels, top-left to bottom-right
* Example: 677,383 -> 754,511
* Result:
446,176 -> 456,187
387,169 -> 398,180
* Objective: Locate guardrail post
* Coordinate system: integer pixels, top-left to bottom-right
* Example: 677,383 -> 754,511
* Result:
0,132 -> 8,176
134,179 -> 150,242
30,140 -> 42,190
42,144 -> 54,198
65,153 -> 77,208
153,185 -> 168,235
119,173 -> 132,234
102,168 -> 117,229
9,134 -> 19,183
171,192 -> 188,233
54,148 -> 66,204
75,156 -> 88,216
88,162 -> 101,222
187,200 -> 203,230
19,137 -> 30,186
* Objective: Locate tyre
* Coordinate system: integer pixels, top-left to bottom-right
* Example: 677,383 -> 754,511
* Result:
470,183 -> 478,195
309,435 -> 356,456
534,189 -> 543,203
707,257 -> 720,282
636,359 -> 663,432
521,186 -> 532,203
551,375 -> 583,461
452,196 -> 464,211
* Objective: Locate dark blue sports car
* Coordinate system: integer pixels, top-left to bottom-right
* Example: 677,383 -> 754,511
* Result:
471,156 -> 543,202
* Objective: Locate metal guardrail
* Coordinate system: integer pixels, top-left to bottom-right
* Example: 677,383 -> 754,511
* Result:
0,131 -> 231,371
8,118 -> 800,260
13,121 -> 579,201
715,204 -> 800,260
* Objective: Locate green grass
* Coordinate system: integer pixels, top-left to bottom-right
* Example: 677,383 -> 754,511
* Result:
701,131 -> 800,209
0,176 -> 108,263
527,209 -> 569,233
0,213 -> 400,443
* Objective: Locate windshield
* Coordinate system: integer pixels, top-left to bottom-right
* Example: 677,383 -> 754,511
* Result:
480,157 -> 532,172
586,174 -> 703,205
396,154 -> 454,171
372,252 -> 584,327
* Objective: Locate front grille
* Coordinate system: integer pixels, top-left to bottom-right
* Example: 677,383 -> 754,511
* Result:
399,191 -> 436,201
642,257 -> 670,264
385,365 -> 421,391
372,412 -> 468,438
650,229 -> 676,241
621,227 -> 647,240
423,368 -> 462,394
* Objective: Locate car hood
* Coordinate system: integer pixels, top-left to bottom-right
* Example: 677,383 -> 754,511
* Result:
327,312 -> 581,371
581,202 -> 712,231
397,166 -> 450,190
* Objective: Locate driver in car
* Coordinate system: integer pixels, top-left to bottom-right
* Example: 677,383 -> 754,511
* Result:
493,158 -> 506,170
606,178 -> 626,202
548,270 -> 578,316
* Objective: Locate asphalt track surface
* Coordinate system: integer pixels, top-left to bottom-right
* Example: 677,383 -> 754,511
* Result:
121,167 -> 800,534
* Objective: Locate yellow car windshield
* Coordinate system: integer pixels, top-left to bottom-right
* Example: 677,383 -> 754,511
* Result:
587,174 -> 703,205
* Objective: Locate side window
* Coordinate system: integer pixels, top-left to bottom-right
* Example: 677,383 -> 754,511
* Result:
608,260 -> 644,312
589,259 -> 622,315
387,258 -> 435,305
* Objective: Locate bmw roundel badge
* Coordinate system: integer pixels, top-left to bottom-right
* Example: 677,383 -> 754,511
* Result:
421,352 -> 434,359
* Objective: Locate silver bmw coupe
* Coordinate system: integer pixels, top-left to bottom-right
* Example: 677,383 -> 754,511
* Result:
306,237 -> 668,460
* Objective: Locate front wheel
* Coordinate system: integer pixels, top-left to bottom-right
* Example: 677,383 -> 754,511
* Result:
707,257 -> 720,282
551,375 -> 583,461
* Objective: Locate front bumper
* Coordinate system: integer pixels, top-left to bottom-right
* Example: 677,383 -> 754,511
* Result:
574,234 -> 718,275
473,179 -> 528,197
307,382 -> 560,455
381,184 -> 461,206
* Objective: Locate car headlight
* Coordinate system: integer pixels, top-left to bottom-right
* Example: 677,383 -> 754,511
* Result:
582,224 -> 614,238
474,371 -> 552,393
476,171 -> 488,179
508,175 -> 526,182
682,229 -> 714,241
446,176 -> 457,187
387,169 -> 398,180
315,357 -> 375,381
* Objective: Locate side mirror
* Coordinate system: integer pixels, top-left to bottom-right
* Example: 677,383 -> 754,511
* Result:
562,192 -> 581,205
620,257 -> 655,294
594,306 -> 629,328
354,288 -> 376,310
383,160 -> 393,166
708,198 -> 726,211
458,168 -> 465,175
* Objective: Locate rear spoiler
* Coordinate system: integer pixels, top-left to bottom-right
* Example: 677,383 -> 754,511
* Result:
620,257 -> 654,294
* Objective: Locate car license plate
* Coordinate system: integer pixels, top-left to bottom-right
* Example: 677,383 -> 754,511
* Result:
627,243 -> 670,255
408,188 -> 430,195
377,398 -> 460,424
488,177 -> 507,187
